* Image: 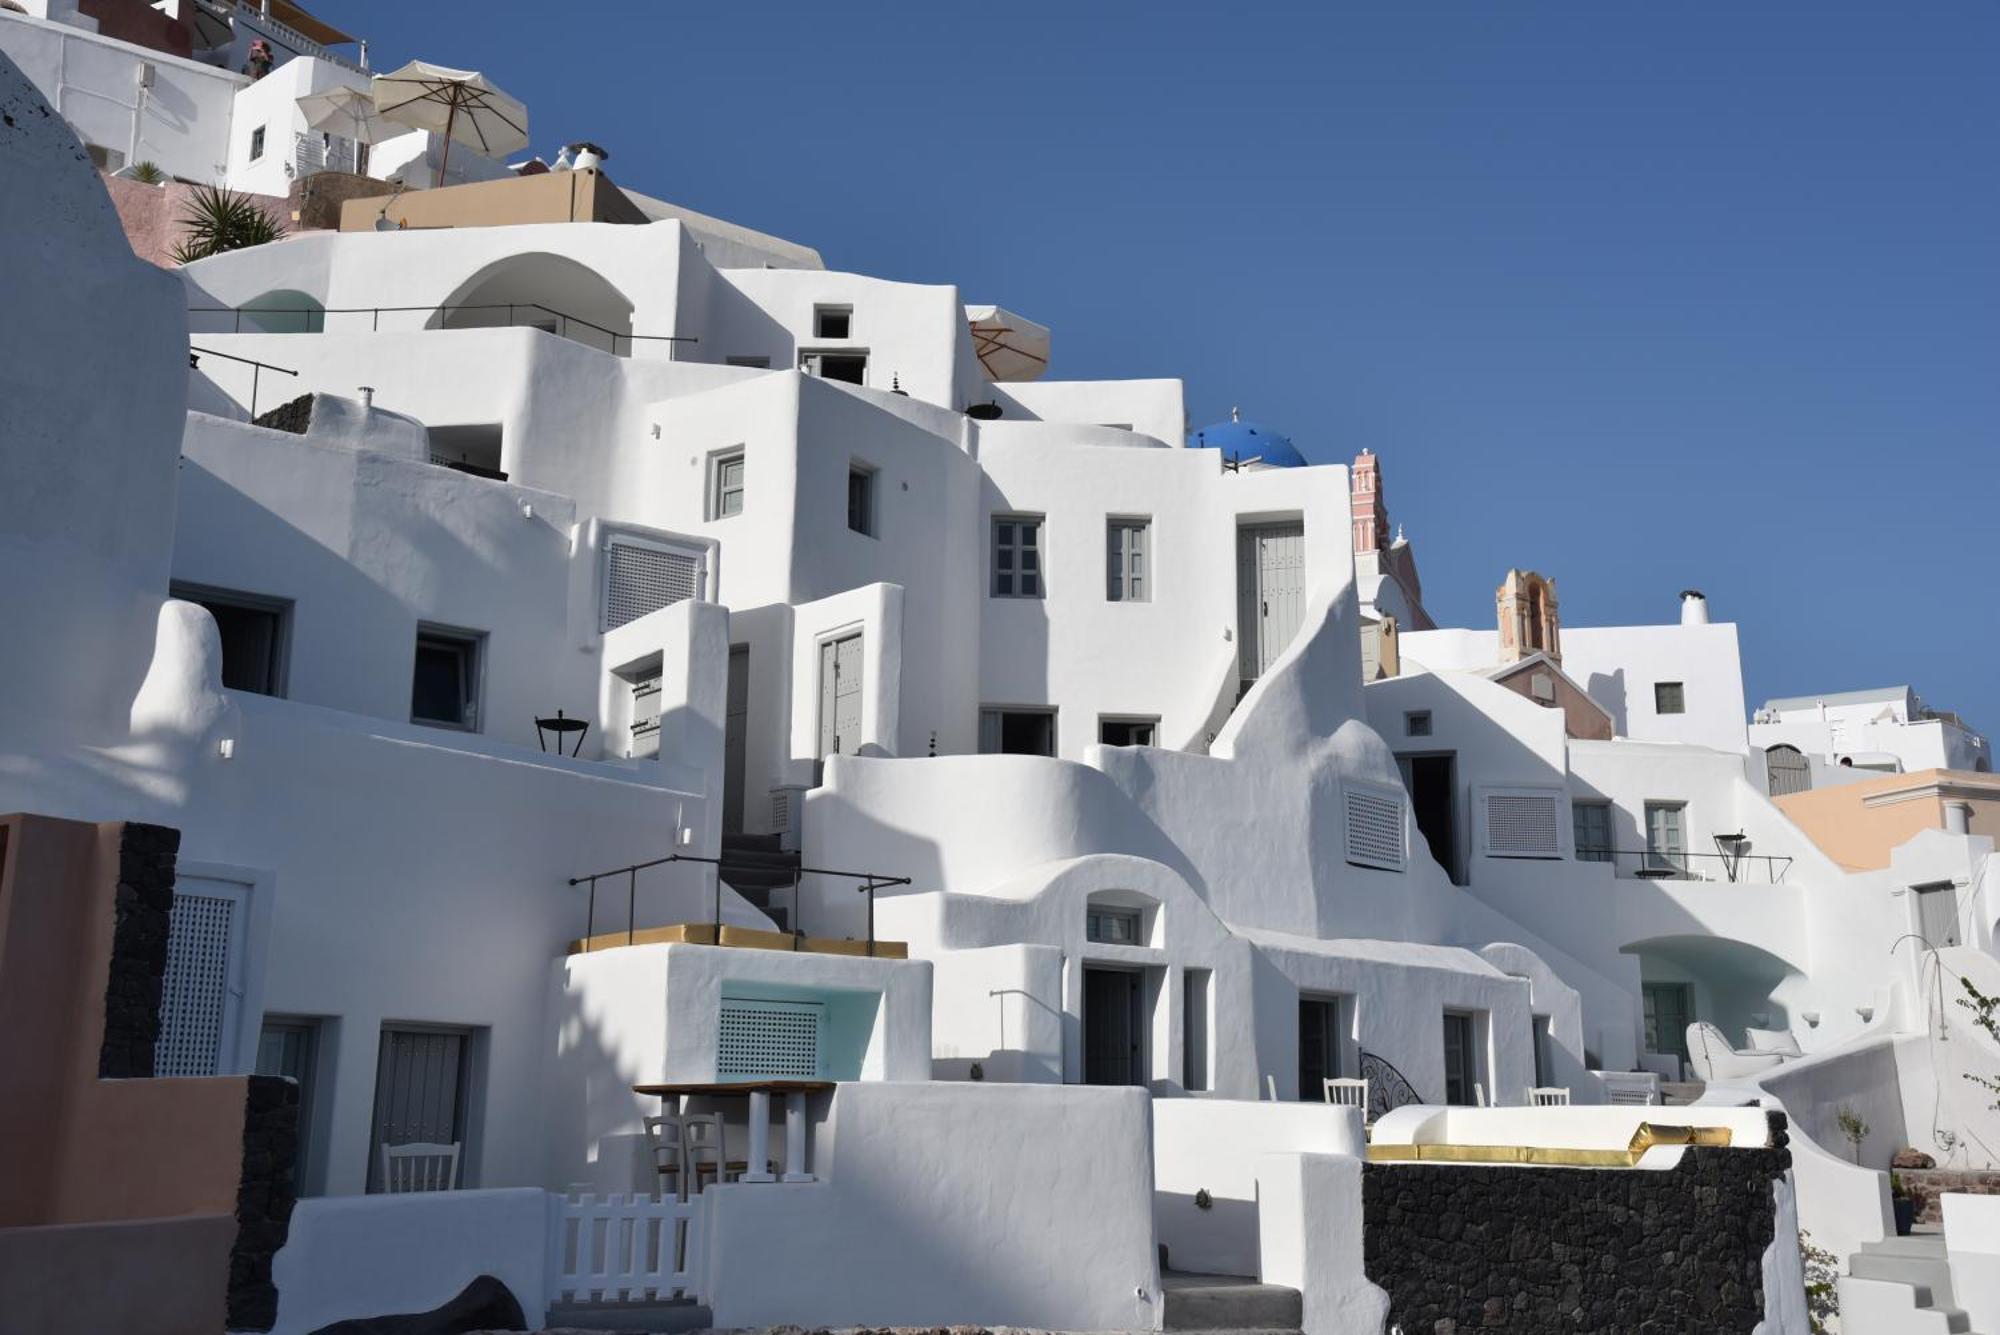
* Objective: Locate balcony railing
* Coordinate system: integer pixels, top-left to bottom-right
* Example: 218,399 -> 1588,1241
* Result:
1577,847 -> 1794,884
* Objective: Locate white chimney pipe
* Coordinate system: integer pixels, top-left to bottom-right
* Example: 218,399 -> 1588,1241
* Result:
1946,801 -> 1972,836
1679,589 -> 1710,626
358,385 -> 374,410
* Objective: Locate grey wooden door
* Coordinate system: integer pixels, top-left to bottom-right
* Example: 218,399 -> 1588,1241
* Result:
817,632 -> 863,759
368,1026 -> 470,1192
1236,522 -> 1306,685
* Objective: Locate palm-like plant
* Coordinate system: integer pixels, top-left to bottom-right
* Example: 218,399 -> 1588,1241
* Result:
170,183 -> 281,264
129,160 -> 166,185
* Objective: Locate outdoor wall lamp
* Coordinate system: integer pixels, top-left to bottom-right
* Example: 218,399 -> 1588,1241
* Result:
1856,1005 -> 1875,1023
1802,1011 -> 1821,1028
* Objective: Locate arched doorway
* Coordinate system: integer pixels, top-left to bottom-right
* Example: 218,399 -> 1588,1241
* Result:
241,289 -> 325,334
1621,934 -> 1803,1079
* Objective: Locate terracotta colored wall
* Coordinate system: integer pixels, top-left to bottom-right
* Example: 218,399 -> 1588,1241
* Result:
1494,669 -> 1612,742
1771,770 -> 2000,871
0,815 -> 250,1226
77,0 -> 196,59
101,174 -> 294,270
0,1214 -> 235,1335
340,166 -> 646,231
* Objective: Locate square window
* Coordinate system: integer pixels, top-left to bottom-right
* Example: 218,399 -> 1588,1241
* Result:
249,125 -> 265,161
1107,518 -> 1150,602
1086,906 -> 1142,945
1654,682 -> 1686,715
709,450 -> 745,520
1100,716 -> 1158,747
170,582 -> 290,696
813,305 -> 852,339
979,707 -> 1055,755
992,515 -> 1043,598
800,350 -> 867,384
848,463 -> 877,536
1405,710 -> 1432,737
1572,800 -> 1613,863
411,626 -> 483,730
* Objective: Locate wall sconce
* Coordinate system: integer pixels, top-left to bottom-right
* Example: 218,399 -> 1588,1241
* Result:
217,737 -> 235,760
1801,1011 -> 1821,1028
1856,1005 -> 1875,1024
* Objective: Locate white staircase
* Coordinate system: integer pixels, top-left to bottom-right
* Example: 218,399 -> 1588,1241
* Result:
1839,1235 -> 1978,1334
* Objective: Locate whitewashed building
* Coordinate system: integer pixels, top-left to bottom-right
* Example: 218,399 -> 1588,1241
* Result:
3,20 -> 1997,1334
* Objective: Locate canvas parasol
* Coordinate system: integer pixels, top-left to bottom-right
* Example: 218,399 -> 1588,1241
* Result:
296,84 -> 391,172
371,60 -> 529,184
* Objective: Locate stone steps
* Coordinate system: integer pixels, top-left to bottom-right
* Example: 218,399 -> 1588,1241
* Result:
1161,1270 -> 1304,1333
1841,1234 -> 1977,1335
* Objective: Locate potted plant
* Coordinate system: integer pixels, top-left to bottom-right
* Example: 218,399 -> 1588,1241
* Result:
1891,1172 -> 1916,1236
1836,1105 -> 1870,1165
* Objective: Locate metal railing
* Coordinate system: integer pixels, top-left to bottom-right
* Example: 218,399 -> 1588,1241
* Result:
188,345 -> 298,419
187,302 -> 696,358
567,853 -> 911,955
1578,848 -> 1794,884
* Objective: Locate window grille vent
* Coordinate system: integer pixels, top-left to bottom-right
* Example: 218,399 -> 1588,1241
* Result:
155,892 -> 236,1077
602,536 -> 703,632
1484,789 -> 1563,858
718,999 -> 821,1079
1344,784 -> 1406,871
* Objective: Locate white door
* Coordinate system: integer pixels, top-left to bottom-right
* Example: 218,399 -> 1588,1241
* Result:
1237,522 -> 1306,684
818,632 -> 863,759
154,874 -> 251,1077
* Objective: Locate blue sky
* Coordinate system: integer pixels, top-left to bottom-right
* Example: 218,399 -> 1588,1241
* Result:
330,2 -> 1999,729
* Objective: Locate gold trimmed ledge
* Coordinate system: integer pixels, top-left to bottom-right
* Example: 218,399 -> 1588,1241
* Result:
1367,1122 -> 1735,1167
566,921 -> 909,959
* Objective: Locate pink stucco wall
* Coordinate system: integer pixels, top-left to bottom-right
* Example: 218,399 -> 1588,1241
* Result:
101,172 -> 293,269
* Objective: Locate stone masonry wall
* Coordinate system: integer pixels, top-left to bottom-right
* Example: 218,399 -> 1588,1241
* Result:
1900,1167 -> 2000,1227
1362,1115 -> 1792,1333
227,1074 -> 299,1332
97,821 -> 178,1078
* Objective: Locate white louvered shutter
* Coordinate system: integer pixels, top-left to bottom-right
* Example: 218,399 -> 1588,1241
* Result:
1482,788 -> 1564,859
717,999 -> 821,1079
1344,783 -> 1406,871
602,535 -> 705,632
155,880 -> 247,1077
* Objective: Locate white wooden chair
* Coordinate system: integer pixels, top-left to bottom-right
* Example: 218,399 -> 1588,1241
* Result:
1529,1086 -> 1572,1106
1323,1077 -> 1370,1113
643,1112 -> 687,1200
381,1141 -> 460,1192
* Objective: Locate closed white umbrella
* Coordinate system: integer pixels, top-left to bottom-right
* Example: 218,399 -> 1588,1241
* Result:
371,60 -> 529,185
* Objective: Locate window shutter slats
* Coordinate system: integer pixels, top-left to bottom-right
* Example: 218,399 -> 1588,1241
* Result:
602,536 -> 704,632
1344,783 -> 1406,871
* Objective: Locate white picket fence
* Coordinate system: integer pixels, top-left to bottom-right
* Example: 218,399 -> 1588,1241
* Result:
548,1193 -> 703,1305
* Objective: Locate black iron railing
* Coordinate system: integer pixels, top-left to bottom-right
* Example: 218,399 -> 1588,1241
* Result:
186,302 -> 697,357
1577,848 -> 1794,884
188,345 -> 298,418
567,853 -> 911,954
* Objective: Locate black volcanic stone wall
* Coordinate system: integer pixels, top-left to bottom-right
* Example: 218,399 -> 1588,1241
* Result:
1362,1114 -> 1791,1333
98,822 -> 179,1078
228,1074 -> 300,1332
252,392 -> 315,434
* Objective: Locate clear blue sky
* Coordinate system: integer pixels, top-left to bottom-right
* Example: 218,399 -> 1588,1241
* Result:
329,2 -> 2000,730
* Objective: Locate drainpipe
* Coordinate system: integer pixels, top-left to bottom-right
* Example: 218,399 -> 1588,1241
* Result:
1945,801 -> 1972,836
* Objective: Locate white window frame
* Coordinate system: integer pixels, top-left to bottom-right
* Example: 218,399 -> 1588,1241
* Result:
708,448 -> 746,520
1643,800 -> 1689,877
978,706 -> 1057,755
249,124 -> 266,161
1572,799 -> 1614,864
1106,517 -> 1150,603
1086,906 -> 1144,946
1477,784 -> 1567,860
1405,710 -> 1432,737
847,461 -> 878,537
812,304 -> 854,340
1654,681 -> 1687,715
411,624 -> 486,732
1099,715 -> 1160,748
169,580 -> 292,697
991,514 -> 1045,598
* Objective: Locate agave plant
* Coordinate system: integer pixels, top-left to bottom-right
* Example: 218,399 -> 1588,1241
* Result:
129,160 -> 166,185
170,183 -> 281,264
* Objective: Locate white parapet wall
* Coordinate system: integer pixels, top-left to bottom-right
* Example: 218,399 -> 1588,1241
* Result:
268,1189 -> 553,1335
1945,1193 -> 2000,1335
1153,1098 -> 1363,1277
700,1081 -> 1161,1331
1256,1152 -> 1388,1335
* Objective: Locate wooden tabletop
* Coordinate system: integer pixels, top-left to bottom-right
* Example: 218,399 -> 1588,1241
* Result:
634,1080 -> 835,1097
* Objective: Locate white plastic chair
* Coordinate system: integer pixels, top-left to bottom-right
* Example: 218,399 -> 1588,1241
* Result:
381,1141 -> 460,1192
1323,1077 -> 1370,1112
1529,1086 -> 1572,1106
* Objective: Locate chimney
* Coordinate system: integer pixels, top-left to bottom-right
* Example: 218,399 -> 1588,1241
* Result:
1946,802 -> 1972,836
1679,589 -> 1710,626
358,386 -> 375,410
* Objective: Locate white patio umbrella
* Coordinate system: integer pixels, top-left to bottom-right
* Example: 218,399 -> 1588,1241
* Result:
371,60 -> 529,185
295,84 -> 391,173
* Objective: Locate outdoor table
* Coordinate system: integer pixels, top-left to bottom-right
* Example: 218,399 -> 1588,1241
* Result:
633,1079 -> 833,1184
